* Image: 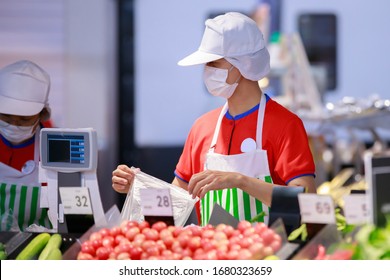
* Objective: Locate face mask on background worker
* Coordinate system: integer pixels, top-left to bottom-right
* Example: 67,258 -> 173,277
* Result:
0,119 -> 39,144
203,65 -> 240,99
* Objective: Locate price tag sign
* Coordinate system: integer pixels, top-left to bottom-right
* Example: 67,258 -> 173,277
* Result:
343,194 -> 369,225
298,194 -> 335,224
139,188 -> 173,217
59,187 -> 93,215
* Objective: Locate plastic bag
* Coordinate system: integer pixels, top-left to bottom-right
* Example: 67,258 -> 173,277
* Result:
0,209 -> 20,232
121,168 -> 198,227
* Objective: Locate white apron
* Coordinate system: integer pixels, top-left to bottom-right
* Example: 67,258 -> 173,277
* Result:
201,94 -> 272,226
0,131 -> 51,231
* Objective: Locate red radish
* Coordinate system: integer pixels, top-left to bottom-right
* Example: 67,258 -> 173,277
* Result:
77,220 -> 284,260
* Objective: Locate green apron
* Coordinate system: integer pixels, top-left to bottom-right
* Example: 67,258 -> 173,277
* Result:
0,133 -> 51,231
201,94 -> 271,226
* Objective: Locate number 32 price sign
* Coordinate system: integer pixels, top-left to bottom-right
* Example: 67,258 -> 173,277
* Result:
59,187 -> 93,215
298,193 -> 336,224
139,188 -> 174,217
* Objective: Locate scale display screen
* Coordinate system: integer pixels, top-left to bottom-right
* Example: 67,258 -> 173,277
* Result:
40,128 -> 97,171
48,135 -> 85,164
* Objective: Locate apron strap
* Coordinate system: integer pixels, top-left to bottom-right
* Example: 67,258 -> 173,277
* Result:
209,102 -> 229,153
209,93 -> 267,152
256,93 -> 266,148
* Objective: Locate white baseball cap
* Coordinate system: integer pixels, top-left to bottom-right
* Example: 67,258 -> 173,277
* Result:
0,60 -> 51,116
178,12 -> 270,81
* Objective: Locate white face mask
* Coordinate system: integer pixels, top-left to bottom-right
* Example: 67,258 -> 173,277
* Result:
203,65 -> 240,99
0,120 -> 37,144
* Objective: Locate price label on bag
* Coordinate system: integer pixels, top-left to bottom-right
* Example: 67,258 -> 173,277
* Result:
298,193 -> 336,224
59,187 -> 93,215
343,194 -> 369,225
140,188 -> 173,217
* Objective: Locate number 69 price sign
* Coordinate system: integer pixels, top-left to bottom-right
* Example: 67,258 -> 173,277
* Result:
139,188 -> 174,217
298,193 -> 336,224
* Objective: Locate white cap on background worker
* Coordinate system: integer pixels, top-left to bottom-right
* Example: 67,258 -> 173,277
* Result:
0,60 -> 51,120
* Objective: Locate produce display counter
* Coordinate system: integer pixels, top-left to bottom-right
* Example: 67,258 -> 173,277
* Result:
2,168 -> 389,261
2,215 -> 389,260
1,218 -> 306,260
0,231 -> 80,260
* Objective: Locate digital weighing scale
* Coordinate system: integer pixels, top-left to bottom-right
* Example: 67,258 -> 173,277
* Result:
39,128 -> 106,233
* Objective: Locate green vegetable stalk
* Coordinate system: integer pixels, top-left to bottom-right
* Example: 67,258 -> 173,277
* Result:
0,242 -> 7,260
352,213 -> 390,260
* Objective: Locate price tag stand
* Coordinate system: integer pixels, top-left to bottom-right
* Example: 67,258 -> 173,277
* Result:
140,188 -> 175,226
298,193 -> 336,224
42,168 -> 105,233
343,193 -> 369,225
297,193 -> 336,241
58,172 -> 94,233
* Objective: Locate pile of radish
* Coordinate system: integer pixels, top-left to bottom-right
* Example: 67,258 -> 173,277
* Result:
314,244 -> 353,260
77,220 -> 282,260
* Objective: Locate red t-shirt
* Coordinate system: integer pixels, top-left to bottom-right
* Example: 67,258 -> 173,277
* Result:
0,121 -> 53,172
175,95 -> 315,185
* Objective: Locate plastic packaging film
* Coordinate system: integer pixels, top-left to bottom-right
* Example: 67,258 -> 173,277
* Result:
120,168 -> 199,226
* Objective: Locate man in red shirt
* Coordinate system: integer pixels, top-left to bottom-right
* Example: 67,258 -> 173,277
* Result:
0,60 -> 53,231
112,12 -> 315,226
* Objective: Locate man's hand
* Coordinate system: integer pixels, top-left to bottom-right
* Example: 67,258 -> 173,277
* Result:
112,165 -> 138,193
187,170 -> 242,199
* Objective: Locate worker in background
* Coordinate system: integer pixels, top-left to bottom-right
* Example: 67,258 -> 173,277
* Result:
0,60 -> 53,231
112,12 -> 316,226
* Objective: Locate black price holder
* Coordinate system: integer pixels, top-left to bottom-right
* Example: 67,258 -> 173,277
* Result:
364,152 -> 390,227
269,186 -> 305,235
139,188 -> 175,226
183,206 -> 199,226
269,187 -> 306,259
208,203 -> 239,228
